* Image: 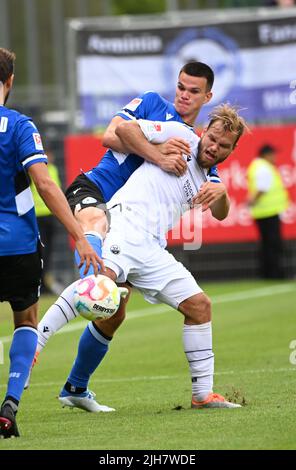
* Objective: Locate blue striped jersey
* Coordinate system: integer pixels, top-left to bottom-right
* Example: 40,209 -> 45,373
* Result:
0,107 -> 47,255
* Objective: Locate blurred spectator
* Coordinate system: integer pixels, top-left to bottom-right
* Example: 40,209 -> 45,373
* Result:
247,144 -> 289,279
31,149 -> 62,293
264,0 -> 295,6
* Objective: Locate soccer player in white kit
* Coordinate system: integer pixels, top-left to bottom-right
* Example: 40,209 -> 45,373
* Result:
56,104 -> 247,411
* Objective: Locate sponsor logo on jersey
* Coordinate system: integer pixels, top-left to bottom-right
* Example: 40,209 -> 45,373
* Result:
110,244 -> 120,254
124,98 -> 143,112
166,112 -> 174,120
33,133 -> 44,150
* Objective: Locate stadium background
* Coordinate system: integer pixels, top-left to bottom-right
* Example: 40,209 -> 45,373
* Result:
1,0 -> 295,285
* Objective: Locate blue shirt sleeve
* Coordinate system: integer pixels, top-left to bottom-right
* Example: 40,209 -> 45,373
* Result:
116,92 -> 162,121
15,117 -> 47,170
208,165 -> 221,183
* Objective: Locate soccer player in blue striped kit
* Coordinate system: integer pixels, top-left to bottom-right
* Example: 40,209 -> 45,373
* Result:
0,48 -> 101,438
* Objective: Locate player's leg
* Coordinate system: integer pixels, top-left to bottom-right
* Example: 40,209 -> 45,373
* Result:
65,174 -> 108,278
35,174 -> 108,353
36,280 -> 79,354
59,272 -> 131,412
0,250 -> 42,438
73,206 -> 107,277
162,282 -> 241,409
28,177 -> 108,379
130,247 -> 241,409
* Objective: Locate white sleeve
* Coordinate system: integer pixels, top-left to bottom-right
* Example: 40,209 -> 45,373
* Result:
138,119 -> 195,144
255,166 -> 273,192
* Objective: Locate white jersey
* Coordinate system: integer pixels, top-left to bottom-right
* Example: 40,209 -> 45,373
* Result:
107,120 -> 210,247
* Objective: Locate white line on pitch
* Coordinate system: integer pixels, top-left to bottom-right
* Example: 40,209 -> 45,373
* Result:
0,283 -> 294,345
0,367 -> 295,390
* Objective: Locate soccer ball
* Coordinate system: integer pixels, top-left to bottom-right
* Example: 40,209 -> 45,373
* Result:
73,274 -> 121,321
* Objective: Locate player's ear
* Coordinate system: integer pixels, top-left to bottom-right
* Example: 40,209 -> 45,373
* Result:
204,91 -> 212,104
7,74 -> 14,89
200,127 -> 208,138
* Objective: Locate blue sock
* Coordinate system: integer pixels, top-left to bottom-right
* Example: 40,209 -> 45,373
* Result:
62,322 -> 111,392
6,327 -> 38,402
74,233 -> 102,278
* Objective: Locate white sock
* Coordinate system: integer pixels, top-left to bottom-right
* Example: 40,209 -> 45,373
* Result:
37,281 -> 78,353
183,322 -> 214,402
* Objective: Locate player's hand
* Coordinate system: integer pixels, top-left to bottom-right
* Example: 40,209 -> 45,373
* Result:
158,138 -> 191,157
159,153 -> 188,176
75,238 -> 105,276
192,182 -> 227,212
156,138 -> 190,176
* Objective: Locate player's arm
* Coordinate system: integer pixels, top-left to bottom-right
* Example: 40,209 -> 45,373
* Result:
193,182 -> 230,220
102,116 -> 129,153
115,119 -> 190,176
102,116 -> 190,175
28,162 -> 103,275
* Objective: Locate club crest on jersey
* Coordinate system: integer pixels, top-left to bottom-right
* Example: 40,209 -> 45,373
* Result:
33,133 -> 43,150
110,244 -> 121,254
124,98 -> 142,112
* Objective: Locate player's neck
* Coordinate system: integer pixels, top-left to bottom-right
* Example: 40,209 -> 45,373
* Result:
0,86 -> 5,106
183,111 -> 198,127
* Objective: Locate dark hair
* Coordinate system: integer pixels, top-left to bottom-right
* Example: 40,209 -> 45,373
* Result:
258,144 -> 276,156
0,48 -> 15,84
179,61 -> 214,91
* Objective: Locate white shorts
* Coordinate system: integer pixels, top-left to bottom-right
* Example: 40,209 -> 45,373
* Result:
102,210 -> 202,310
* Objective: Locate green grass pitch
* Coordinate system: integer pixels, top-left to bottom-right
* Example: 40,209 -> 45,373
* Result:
0,279 -> 295,450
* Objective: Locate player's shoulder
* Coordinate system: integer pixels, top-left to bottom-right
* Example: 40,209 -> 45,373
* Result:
2,108 -> 35,131
141,90 -> 166,105
172,121 -> 198,140
2,107 -> 30,122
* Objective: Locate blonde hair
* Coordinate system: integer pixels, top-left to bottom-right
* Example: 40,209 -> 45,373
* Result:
208,103 -> 249,146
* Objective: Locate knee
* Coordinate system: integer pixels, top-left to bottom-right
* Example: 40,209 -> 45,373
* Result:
180,292 -> 212,324
194,294 -> 211,322
94,298 -> 127,335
